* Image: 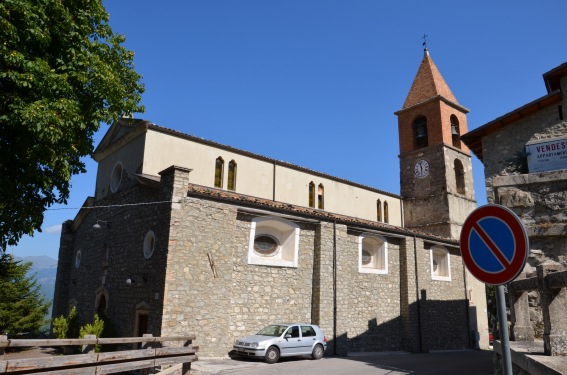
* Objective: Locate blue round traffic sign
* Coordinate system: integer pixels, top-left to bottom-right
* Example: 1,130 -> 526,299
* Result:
460,204 -> 529,285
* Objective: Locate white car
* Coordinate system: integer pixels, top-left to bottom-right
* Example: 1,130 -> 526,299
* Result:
233,323 -> 327,364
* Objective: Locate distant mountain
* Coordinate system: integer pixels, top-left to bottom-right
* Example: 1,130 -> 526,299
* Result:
21,255 -> 58,270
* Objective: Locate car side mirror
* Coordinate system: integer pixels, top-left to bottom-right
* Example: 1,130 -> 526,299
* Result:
284,333 -> 291,339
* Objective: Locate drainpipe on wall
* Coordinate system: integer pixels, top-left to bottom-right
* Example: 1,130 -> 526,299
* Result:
413,235 -> 423,353
333,220 -> 337,356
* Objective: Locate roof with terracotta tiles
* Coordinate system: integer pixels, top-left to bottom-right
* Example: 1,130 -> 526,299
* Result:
402,49 -> 458,109
183,182 -> 459,246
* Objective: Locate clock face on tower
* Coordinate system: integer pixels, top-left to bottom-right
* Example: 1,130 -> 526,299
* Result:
414,159 -> 430,178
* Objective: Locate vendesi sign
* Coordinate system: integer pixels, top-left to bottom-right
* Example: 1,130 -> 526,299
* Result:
525,135 -> 567,173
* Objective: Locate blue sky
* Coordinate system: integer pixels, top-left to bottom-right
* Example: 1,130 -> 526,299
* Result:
8,0 -> 567,259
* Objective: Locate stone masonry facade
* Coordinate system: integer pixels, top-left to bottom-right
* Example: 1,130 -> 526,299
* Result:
157,167 -> 471,356
53,165 -> 475,357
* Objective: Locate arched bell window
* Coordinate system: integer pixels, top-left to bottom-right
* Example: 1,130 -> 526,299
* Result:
450,115 -> 461,149
413,116 -> 428,148
376,200 -> 382,222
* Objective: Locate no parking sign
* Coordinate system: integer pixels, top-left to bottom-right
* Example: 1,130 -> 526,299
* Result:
460,204 -> 529,285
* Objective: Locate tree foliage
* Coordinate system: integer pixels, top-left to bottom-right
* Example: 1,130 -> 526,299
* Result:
52,305 -> 79,339
79,313 -> 104,352
0,253 -> 51,334
0,0 -> 144,246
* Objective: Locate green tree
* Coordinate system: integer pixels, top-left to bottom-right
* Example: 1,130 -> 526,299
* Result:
0,0 -> 144,247
0,253 -> 51,334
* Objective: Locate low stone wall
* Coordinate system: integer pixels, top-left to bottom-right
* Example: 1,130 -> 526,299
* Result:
493,341 -> 567,375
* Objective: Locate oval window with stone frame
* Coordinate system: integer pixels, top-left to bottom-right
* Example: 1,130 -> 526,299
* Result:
253,235 -> 280,257
143,230 -> 156,259
75,250 -> 82,268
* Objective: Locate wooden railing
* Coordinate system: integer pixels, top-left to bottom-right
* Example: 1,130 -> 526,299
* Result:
0,334 -> 197,374
508,263 -> 567,356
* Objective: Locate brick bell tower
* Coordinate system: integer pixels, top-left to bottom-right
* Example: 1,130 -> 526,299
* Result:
395,49 -> 476,239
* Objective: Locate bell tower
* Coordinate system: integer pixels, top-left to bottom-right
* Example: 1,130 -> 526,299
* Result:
395,49 -> 476,239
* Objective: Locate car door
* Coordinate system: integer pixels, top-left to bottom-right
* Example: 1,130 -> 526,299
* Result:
299,325 -> 318,354
279,325 -> 302,355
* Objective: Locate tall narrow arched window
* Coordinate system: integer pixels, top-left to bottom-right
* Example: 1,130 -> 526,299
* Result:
376,200 -> 382,222
413,116 -> 428,148
454,159 -> 465,195
450,115 -> 461,149
318,184 -> 324,209
214,157 -> 224,188
308,182 -> 315,208
384,201 -> 389,224
228,160 -> 237,191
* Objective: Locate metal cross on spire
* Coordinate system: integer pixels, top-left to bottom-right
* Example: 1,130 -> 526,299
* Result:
422,34 -> 428,50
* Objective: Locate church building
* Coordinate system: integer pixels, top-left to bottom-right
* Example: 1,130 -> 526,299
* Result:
53,50 -> 489,356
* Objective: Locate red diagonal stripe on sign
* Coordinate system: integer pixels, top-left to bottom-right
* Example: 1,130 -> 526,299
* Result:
472,222 -> 512,268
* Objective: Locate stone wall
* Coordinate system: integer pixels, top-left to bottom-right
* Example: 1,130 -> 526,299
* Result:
416,239 -> 470,351
335,228 -> 403,354
162,195 -> 319,356
476,72 -> 567,351
55,165 -> 474,357
159,178 -> 471,356
53,180 -> 171,339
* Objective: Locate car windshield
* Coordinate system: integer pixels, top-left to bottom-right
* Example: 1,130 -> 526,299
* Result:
256,324 -> 288,337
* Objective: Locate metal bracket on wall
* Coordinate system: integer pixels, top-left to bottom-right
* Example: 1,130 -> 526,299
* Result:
207,252 -> 218,278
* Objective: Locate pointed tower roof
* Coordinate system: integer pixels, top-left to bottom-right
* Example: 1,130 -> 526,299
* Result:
402,49 -> 458,109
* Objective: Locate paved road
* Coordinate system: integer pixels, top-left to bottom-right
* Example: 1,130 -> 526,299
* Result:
191,350 -> 494,374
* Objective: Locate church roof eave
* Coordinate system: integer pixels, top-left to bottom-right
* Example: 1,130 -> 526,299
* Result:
183,182 -> 459,246
394,94 -> 469,116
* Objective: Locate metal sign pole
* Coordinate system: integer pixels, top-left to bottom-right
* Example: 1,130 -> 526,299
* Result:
496,285 -> 512,375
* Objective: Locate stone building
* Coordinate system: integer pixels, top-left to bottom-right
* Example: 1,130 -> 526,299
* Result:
53,50 -> 489,357
462,60 -> 567,338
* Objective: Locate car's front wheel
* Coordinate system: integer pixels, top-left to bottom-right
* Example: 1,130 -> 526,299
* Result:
265,346 -> 280,364
312,344 -> 324,360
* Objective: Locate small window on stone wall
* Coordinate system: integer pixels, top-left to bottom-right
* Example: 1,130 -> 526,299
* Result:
143,230 -> 156,259
248,217 -> 300,268
358,234 -> 387,274
110,162 -> 123,193
454,159 -> 465,195
74,250 -> 82,268
430,245 -> 451,281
